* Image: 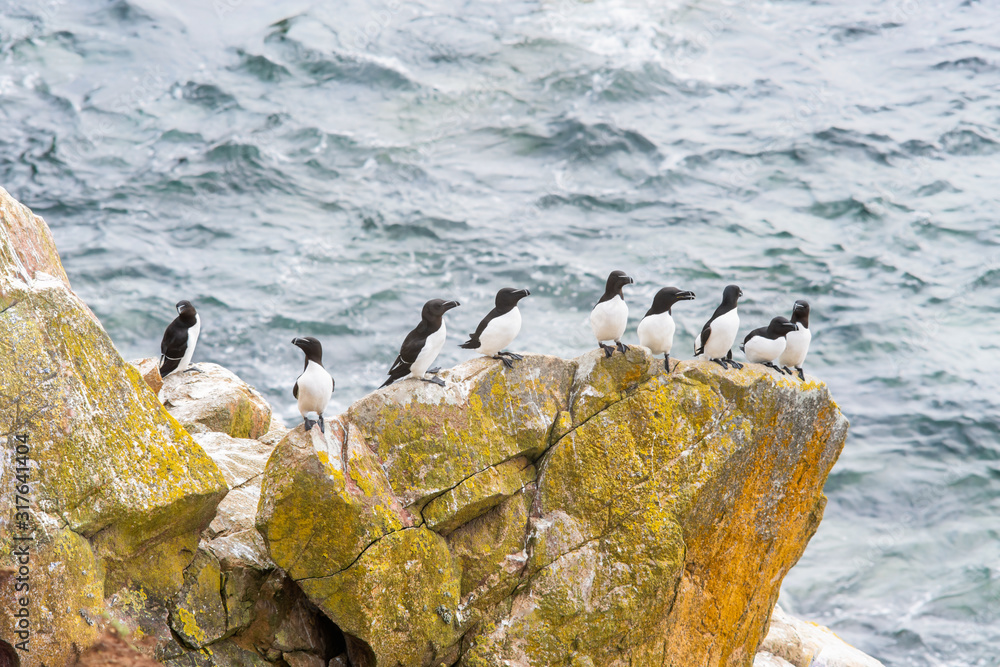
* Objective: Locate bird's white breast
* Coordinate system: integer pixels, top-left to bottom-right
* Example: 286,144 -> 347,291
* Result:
410,323 -> 447,379
778,325 -> 811,367
177,315 -> 201,373
477,308 -> 521,356
296,360 -> 333,416
637,312 -> 675,355
590,296 -> 629,343
743,335 -> 786,363
702,308 -> 739,359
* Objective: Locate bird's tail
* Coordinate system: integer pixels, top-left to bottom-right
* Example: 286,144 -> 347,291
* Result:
459,335 -> 480,350
159,355 -> 179,378
739,343 -> 745,352
381,358 -> 410,388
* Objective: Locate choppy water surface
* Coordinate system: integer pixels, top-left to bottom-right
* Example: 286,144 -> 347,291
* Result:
3,0 -> 1000,663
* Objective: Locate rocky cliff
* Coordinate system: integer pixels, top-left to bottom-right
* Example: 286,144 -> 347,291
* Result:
0,186 -> 874,667
257,349 -> 847,667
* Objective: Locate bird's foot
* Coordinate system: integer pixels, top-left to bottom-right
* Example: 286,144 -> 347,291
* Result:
184,364 -> 203,374
797,367 -> 805,381
600,344 -> 615,358
318,415 -> 325,434
422,376 -> 446,387
712,358 -> 730,369
664,354 -> 672,372
303,418 -> 315,432
501,351 -> 524,361
494,355 -> 515,369
763,362 -> 781,372
427,367 -> 442,374
728,360 -> 744,370
616,341 -> 629,354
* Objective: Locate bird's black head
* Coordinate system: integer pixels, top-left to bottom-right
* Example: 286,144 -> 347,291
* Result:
292,336 -> 324,365
422,298 -> 461,322
766,316 -> 797,337
602,270 -> 634,301
646,286 -> 696,316
175,300 -> 197,323
722,284 -> 742,305
790,299 -> 810,327
495,287 -> 531,309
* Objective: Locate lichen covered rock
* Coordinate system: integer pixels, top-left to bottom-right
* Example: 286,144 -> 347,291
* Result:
0,187 -> 228,667
161,362 -> 273,439
346,355 -> 574,509
258,350 -> 850,667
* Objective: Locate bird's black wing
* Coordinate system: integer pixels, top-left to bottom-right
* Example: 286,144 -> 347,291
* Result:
695,302 -> 733,357
694,321 -> 711,356
292,378 -> 299,399
381,322 -> 428,388
460,307 -> 501,349
159,318 -> 188,376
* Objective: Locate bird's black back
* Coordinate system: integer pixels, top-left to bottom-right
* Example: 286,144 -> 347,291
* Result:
382,319 -> 435,387
159,318 -> 190,376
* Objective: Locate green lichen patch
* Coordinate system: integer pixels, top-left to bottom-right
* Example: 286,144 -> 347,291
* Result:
0,527 -> 105,667
0,278 -> 228,561
299,527 -> 464,667
448,487 -> 533,611
169,549 -> 228,649
423,456 -> 535,535
256,421 -> 410,580
347,355 -> 574,508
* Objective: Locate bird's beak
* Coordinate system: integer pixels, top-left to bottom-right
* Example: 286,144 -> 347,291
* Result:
444,301 -> 460,310
291,338 -> 301,346
677,290 -> 696,300
519,289 -> 531,298
627,277 -> 635,284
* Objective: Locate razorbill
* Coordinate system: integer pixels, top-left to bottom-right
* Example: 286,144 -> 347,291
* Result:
159,300 -> 201,377
381,298 -> 460,388
778,300 -> 811,380
637,286 -> 696,371
741,316 -> 797,373
292,336 -> 334,433
590,270 -> 634,357
694,285 -> 743,369
460,287 -> 530,368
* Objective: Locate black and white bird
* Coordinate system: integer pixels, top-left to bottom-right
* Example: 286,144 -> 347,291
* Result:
381,299 -> 460,388
159,300 -> 201,377
637,286 -> 696,371
460,287 -> 531,368
292,337 -> 334,433
778,300 -> 811,380
741,316 -> 797,373
590,270 -> 634,358
694,285 -> 743,369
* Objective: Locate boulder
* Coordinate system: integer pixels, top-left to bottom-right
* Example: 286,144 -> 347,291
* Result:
195,432 -> 275,570
161,362 -> 272,439
756,605 -> 885,667
257,349 -> 851,667
0,187 -> 228,667
0,185 -> 69,286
